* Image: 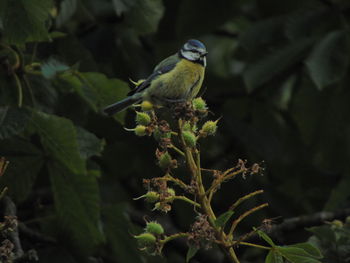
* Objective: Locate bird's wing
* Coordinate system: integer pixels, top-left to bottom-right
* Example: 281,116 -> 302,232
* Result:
127,53 -> 179,96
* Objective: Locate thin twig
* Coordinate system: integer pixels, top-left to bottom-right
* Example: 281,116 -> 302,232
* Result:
229,190 -> 264,211
229,203 -> 269,237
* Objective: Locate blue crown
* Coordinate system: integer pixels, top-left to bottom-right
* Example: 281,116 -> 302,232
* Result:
186,39 -> 206,50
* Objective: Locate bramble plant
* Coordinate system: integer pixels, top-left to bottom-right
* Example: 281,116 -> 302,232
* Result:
129,99 -> 323,263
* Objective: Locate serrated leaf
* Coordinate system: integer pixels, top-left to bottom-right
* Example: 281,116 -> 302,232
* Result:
243,38 -> 314,92
306,30 -> 349,90
0,0 -> 52,45
31,111 -> 85,174
41,58 -> 70,79
49,161 -> 104,253
55,0 -> 77,28
76,127 -> 105,159
256,229 -> 275,247
186,245 -> 199,262
0,107 -> 32,140
214,210 -> 234,228
0,138 -> 43,203
279,246 -> 322,263
265,249 -> 283,263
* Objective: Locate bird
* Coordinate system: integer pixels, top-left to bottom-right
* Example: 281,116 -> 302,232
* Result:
103,39 -> 208,115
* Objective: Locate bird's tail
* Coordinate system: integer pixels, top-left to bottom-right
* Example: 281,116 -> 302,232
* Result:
103,94 -> 142,116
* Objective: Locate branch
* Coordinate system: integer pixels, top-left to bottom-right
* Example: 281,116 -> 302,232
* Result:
270,207 -> 350,234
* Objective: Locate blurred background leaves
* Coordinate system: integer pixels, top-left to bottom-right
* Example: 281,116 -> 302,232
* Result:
1,0 -> 350,262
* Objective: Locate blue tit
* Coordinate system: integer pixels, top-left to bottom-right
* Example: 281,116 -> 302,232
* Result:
103,39 -> 208,115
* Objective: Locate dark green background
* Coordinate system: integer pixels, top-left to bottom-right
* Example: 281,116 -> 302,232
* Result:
0,0 -> 350,262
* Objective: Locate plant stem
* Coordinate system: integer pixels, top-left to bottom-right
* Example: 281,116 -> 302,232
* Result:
238,241 -> 271,250
229,203 -> 269,237
169,144 -> 185,156
229,190 -> 264,211
178,118 -> 240,263
160,232 -> 189,244
13,73 -> 23,107
171,196 -> 200,207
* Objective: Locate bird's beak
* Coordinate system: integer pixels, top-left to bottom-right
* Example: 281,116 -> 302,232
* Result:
201,51 -> 208,57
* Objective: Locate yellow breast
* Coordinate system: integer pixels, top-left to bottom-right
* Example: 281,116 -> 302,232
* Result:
145,59 -> 205,104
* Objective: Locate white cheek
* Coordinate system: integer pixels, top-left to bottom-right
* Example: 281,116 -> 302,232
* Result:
182,50 -> 200,61
203,57 -> 207,67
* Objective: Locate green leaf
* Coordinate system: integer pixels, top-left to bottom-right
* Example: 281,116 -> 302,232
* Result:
48,161 -> 104,253
76,127 -> 105,159
265,249 -> 283,263
186,245 -> 199,262
58,72 -> 129,122
112,0 -> 133,16
256,229 -> 275,247
279,246 -> 322,263
55,0 -> 77,28
240,16 -> 286,51
113,0 -> 164,34
0,0 -> 52,45
0,107 -> 32,140
243,38 -> 314,92
0,138 -> 43,203
41,58 -> 70,79
291,243 -> 322,259
307,225 -> 337,244
306,30 -> 349,90
214,210 -> 234,228
103,204 -> 143,263
31,111 -> 85,174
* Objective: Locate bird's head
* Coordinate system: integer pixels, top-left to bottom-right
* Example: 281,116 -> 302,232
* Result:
180,39 -> 208,66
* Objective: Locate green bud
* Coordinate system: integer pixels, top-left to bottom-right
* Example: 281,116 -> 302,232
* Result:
346,216 -> 350,225
135,111 -> 151,125
153,127 -> 171,142
158,152 -> 172,170
332,220 -> 343,228
182,131 -> 196,148
133,191 -> 159,203
141,101 -> 153,111
145,221 -> 164,235
145,191 -> 159,203
200,120 -> 218,136
134,125 -> 147,136
192,97 -> 207,111
167,188 -> 175,197
134,233 -> 156,246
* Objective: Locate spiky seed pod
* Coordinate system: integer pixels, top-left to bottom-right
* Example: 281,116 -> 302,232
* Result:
133,191 -> 159,203
200,120 -> 218,137
167,188 -> 175,197
158,152 -> 172,170
134,125 -> 147,136
153,127 -> 171,142
145,191 -> 160,203
141,101 -> 153,111
192,97 -> 207,111
182,131 -> 197,148
134,233 -> 156,247
135,111 -> 151,125
145,222 -> 164,235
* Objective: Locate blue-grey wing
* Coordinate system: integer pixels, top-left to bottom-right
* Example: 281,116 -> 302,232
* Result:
127,54 -> 179,96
